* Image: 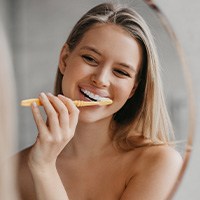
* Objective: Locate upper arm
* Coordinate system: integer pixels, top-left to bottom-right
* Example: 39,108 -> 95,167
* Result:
120,147 -> 183,200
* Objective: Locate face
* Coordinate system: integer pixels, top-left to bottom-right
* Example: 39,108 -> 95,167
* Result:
59,24 -> 142,124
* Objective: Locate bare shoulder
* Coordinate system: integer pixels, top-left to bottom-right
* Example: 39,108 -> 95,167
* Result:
143,145 -> 183,167
135,144 -> 183,179
15,146 -> 32,160
125,144 -> 183,172
14,146 -> 32,171
14,146 -> 36,200
120,145 -> 183,200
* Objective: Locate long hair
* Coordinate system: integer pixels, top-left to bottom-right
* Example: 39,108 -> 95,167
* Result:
54,3 -> 174,150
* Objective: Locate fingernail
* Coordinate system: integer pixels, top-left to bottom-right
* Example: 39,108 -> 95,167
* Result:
32,102 -> 37,107
40,92 -> 46,98
47,92 -> 53,96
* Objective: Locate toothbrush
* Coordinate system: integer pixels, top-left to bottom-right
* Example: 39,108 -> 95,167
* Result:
20,98 -> 113,107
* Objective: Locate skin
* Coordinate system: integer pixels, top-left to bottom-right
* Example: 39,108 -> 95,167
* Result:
15,24 -> 182,200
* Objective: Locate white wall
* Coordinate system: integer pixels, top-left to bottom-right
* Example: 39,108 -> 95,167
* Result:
155,0 -> 200,199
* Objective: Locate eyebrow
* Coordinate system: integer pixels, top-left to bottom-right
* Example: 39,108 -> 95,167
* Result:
80,46 -> 136,72
80,46 -> 102,56
117,62 -> 136,73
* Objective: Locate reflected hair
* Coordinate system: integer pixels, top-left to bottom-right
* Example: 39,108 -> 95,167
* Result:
54,2 -> 174,150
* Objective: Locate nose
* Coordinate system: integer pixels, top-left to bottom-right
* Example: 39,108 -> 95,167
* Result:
91,67 -> 110,88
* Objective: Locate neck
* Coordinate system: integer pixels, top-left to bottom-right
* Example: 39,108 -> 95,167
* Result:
63,118 -> 115,158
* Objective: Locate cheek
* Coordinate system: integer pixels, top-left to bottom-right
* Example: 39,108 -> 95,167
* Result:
62,62 -> 83,83
61,68 -> 77,95
115,80 -> 135,101
61,63 -> 91,95
61,74 -> 70,96
65,58 -> 92,78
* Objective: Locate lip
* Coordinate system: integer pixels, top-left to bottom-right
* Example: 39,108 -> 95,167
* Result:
78,84 -> 111,100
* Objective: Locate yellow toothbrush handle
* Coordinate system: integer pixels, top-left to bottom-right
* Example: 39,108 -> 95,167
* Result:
21,98 -> 112,107
20,98 -> 42,106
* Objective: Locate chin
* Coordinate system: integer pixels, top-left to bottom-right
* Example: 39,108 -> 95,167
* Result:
78,111 -> 112,124
78,115 -> 100,124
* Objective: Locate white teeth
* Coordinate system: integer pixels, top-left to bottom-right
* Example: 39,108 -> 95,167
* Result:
81,88 -> 110,101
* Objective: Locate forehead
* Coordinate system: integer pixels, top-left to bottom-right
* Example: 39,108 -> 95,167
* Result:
78,24 -> 140,50
75,24 -> 142,71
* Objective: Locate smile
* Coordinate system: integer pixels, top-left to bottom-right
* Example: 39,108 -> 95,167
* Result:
80,88 -> 111,102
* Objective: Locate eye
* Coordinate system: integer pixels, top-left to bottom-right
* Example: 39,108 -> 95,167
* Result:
113,69 -> 131,77
82,55 -> 98,66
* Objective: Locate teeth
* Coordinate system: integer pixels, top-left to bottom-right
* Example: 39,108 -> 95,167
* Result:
81,88 -> 110,101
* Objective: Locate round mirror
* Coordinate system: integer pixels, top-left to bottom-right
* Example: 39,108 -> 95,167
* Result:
2,0 -> 195,199
142,1 -> 196,198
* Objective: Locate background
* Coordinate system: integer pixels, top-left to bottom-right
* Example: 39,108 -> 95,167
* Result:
0,0 -> 199,199
154,1 -> 200,199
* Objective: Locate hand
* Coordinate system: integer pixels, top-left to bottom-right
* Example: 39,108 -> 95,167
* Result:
28,92 -> 79,171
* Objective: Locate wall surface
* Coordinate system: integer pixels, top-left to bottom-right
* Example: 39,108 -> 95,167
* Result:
154,0 -> 200,199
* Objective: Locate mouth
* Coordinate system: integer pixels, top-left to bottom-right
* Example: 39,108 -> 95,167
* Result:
80,88 -> 111,102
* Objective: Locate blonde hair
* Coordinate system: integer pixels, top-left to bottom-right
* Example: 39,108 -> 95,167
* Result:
54,3 -> 174,150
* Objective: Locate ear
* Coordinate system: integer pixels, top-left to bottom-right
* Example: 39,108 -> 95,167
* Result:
128,81 -> 139,99
58,43 -> 70,75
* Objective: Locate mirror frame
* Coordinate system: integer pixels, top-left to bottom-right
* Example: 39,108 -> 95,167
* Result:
144,0 -> 196,199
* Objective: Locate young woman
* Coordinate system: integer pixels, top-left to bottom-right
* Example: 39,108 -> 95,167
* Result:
16,3 -> 182,200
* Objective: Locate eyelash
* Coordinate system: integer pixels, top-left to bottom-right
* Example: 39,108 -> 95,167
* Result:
82,55 -> 98,65
114,69 -> 130,77
82,55 -> 131,78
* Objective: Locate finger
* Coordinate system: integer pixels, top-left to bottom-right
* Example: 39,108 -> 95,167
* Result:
46,93 -> 70,128
57,94 -> 79,128
39,92 -> 59,132
31,102 -> 48,136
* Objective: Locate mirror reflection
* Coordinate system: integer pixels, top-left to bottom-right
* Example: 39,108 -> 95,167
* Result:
1,0 -> 190,199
